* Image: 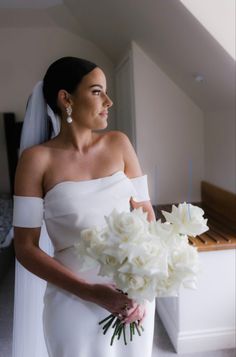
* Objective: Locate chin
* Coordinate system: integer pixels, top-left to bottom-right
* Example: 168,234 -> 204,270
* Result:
94,120 -> 108,130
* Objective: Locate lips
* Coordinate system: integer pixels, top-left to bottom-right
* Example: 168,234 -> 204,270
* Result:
99,111 -> 108,116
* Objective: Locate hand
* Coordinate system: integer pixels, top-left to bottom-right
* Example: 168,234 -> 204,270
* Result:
90,283 -> 134,316
122,302 -> 146,325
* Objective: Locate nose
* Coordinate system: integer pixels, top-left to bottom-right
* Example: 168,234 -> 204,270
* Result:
104,93 -> 113,108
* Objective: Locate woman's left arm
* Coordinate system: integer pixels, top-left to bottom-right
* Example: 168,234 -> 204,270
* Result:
118,131 -> 156,222
130,199 -> 156,223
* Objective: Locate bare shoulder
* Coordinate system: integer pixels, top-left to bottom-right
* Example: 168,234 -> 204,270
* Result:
102,131 -> 142,177
104,130 -> 129,141
14,144 -> 50,197
102,130 -> 132,148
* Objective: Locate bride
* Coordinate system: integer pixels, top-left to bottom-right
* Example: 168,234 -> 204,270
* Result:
12,57 -> 156,357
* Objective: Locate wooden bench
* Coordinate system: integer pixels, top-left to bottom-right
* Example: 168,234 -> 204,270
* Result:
153,181 -> 236,252
155,181 -> 236,353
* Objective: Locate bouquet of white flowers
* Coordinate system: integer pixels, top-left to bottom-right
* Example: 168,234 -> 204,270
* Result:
74,202 -> 209,345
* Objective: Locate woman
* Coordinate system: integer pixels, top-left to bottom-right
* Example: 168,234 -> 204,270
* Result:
13,57 -> 156,357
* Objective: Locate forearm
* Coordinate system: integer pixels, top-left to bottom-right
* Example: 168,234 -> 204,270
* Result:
15,243 -> 93,301
131,199 -> 156,222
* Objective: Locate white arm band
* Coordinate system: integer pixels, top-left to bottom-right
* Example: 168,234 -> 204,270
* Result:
13,196 -> 44,228
130,175 -> 150,202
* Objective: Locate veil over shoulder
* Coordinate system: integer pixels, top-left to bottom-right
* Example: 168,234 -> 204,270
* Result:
12,224 -> 53,357
12,81 -> 60,357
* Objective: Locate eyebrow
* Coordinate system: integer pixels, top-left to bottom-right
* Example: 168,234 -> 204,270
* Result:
89,84 -> 103,89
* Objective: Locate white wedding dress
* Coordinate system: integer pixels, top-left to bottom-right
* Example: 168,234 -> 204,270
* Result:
14,171 -> 155,357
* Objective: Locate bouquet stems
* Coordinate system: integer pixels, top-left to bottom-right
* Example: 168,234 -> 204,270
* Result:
99,314 -> 144,345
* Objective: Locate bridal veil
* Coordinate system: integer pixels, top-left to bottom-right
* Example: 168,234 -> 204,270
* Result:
12,82 -> 59,357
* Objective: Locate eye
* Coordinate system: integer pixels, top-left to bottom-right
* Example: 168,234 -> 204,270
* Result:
92,90 -> 101,95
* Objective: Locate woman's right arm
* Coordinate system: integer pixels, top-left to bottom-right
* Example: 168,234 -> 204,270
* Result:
14,146 -> 134,316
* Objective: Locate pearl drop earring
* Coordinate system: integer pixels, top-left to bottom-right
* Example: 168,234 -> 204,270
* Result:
66,106 -> 73,123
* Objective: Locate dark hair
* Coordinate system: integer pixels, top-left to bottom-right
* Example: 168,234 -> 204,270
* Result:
43,56 -> 98,114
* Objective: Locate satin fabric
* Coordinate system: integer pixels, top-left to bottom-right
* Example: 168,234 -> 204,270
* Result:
12,171 -> 154,357
42,171 -> 155,357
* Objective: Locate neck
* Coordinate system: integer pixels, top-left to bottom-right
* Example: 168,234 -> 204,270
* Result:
57,120 -> 94,153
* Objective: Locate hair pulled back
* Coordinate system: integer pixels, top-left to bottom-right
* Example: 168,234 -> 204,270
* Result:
43,56 -> 98,114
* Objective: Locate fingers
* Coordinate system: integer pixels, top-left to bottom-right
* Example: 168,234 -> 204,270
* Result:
103,285 -> 136,317
115,289 -> 135,314
102,285 -> 146,325
138,300 -> 147,325
111,296 -> 135,318
117,301 -> 135,318
123,304 -> 146,324
138,309 -> 146,325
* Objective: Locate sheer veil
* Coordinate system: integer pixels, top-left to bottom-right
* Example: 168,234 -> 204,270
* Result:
12,82 -> 60,357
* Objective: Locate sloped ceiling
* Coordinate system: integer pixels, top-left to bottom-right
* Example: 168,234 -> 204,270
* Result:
0,0 -> 235,111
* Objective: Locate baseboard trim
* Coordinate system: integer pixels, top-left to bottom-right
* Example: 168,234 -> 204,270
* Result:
177,327 -> 236,354
156,299 -> 236,354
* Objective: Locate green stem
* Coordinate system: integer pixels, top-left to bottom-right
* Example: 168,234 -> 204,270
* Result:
112,317 -> 119,328
130,323 -> 133,341
117,325 -> 123,340
102,315 -> 116,330
134,322 -> 141,336
123,324 -> 127,345
99,314 -> 143,345
132,322 -> 135,335
110,320 -> 123,346
99,314 -> 114,325
103,316 -> 116,335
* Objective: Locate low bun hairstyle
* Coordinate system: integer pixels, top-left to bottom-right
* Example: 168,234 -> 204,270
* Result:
43,57 -> 98,114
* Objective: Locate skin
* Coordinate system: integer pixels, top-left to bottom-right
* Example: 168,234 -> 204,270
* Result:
14,67 -> 156,325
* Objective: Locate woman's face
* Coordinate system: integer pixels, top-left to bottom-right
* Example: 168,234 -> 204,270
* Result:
70,67 -> 113,130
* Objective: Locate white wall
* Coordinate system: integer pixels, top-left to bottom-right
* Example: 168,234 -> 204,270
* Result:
131,42 -> 204,205
115,56 -> 136,149
0,27 -> 116,193
204,110 -> 236,193
157,249 -> 236,353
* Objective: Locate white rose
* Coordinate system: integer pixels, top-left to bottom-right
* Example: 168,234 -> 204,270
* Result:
80,227 -> 102,246
163,243 -> 200,293
116,237 -> 151,263
155,273 -> 181,297
149,219 -> 174,238
79,227 -> 107,261
98,255 -> 120,277
117,237 -> 168,277
161,202 -> 209,237
115,272 -> 156,302
105,209 -> 149,242
148,220 -> 187,251
169,243 -> 200,274
120,273 -> 144,290
74,238 -> 99,271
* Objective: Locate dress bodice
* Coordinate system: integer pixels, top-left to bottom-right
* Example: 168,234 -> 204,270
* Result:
44,171 -> 136,254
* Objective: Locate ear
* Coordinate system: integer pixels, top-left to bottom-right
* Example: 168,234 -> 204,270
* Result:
57,89 -> 73,110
